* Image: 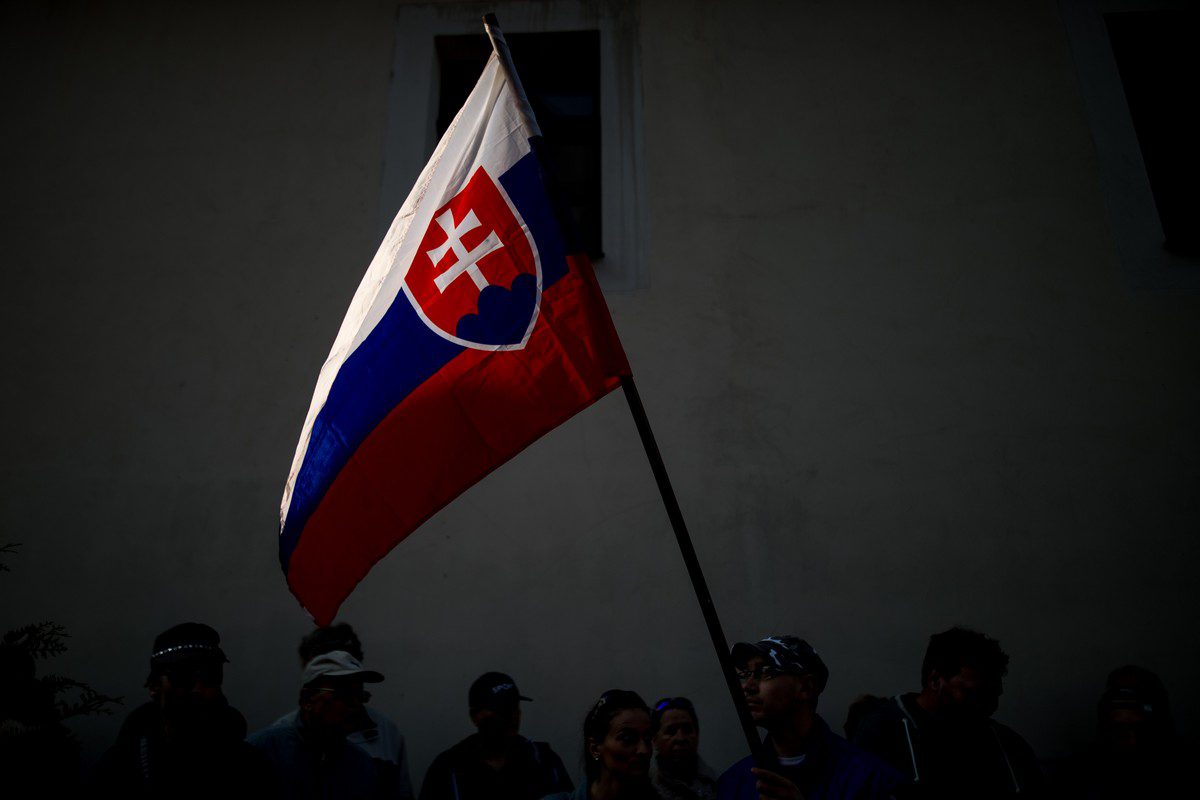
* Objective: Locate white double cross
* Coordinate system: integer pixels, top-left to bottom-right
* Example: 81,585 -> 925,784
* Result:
427,208 -> 505,293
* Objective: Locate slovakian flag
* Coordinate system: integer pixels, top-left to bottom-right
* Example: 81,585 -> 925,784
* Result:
280,43 -> 630,624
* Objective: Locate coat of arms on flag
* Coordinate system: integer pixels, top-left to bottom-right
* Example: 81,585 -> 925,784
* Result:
403,166 -> 541,350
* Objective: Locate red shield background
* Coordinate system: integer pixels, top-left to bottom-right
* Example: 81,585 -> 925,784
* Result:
404,167 -> 538,347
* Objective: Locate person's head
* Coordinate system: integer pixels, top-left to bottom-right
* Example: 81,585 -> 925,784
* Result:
920,627 -> 1008,720
468,672 -> 530,741
731,635 -> 828,731
145,622 -> 229,729
298,623 -> 364,667
583,689 -> 653,785
298,650 -> 383,741
650,697 -> 699,774
1097,665 -> 1174,757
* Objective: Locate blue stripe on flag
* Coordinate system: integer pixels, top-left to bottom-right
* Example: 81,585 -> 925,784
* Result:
499,147 -> 569,287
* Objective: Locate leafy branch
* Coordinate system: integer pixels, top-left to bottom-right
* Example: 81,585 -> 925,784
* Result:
41,674 -> 122,720
3,621 -> 70,660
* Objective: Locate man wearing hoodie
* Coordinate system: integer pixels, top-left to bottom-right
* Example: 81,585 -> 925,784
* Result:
849,627 -> 1042,798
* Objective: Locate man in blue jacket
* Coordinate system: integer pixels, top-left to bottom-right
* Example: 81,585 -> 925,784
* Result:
717,635 -> 903,800
250,650 -> 391,799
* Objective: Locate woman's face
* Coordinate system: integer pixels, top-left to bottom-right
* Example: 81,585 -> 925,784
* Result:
590,708 -> 652,779
653,709 -> 699,766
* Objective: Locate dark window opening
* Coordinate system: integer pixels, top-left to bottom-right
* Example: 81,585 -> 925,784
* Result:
435,30 -> 603,260
1105,10 -> 1200,257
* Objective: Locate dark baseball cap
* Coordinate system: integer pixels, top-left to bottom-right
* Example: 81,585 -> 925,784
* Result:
731,634 -> 829,691
469,672 -> 532,709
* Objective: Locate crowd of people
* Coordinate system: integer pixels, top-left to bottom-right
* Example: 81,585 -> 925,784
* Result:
77,622 -> 1181,799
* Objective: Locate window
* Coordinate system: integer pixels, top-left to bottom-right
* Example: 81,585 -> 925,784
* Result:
1059,0 -> 1200,289
1104,9 -> 1200,257
435,30 -> 603,260
381,2 -> 646,291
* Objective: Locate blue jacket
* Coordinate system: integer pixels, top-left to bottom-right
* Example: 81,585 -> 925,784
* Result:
249,715 -> 383,800
717,716 -> 903,800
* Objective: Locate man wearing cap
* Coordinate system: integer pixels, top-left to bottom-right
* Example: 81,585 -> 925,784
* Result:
90,622 -> 276,797
271,624 -> 414,798
249,650 -> 394,799
717,635 -> 902,800
419,671 -> 572,800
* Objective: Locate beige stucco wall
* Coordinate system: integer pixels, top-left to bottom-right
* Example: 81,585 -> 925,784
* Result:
2,0 -> 1196,781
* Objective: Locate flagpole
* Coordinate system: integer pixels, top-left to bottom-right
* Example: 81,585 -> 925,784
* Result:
482,14 -> 539,136
620,376 -> 766,760
482,13 -> 765,763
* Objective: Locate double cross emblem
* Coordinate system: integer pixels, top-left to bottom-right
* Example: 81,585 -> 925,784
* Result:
427,208 -> 505,294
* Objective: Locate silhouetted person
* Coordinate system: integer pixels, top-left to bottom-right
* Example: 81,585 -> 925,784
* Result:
542,689 -> 658,800
90,622 -> 276,798
850,627 -> 1041,798
717,635 -> 902,800
421,672 -> 572,800
650,696 -> 715,800
1051,665 -> 1182,799
0,641 -> 79,795
251,650 -> 389,799
272,624 -> 413,798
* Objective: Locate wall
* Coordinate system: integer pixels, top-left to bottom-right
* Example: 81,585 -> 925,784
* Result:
1,0 -> 1197,782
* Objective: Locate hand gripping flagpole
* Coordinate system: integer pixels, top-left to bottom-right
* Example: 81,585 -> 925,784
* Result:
483,13 -> 767,764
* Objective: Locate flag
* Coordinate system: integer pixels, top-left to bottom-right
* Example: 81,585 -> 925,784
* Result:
279,48 -> 630,625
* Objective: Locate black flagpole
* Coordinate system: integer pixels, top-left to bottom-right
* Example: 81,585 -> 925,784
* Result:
620,377 -> 766,760
482,13 -> 765,762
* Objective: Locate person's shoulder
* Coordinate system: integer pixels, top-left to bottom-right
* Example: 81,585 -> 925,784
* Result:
848,695 -> 906,733
270,708 -> 299,729
716,754 -> 757,798
823,722 -> 905,787
847,695 -> 913,759
528,737 -> 566,761
839,739 -> 904,778
366,706 -> 403,736
425,737 -> 470,771
443,734 -> 477,758
247,719 -> 299,749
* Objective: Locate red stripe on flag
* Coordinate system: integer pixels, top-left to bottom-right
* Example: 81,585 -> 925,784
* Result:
286,258 -> 628,624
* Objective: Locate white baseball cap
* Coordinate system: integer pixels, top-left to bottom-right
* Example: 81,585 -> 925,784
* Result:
301,650 -> 385,688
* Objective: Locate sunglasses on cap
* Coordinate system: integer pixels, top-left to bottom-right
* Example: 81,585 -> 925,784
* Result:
653,697 -> 695,712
